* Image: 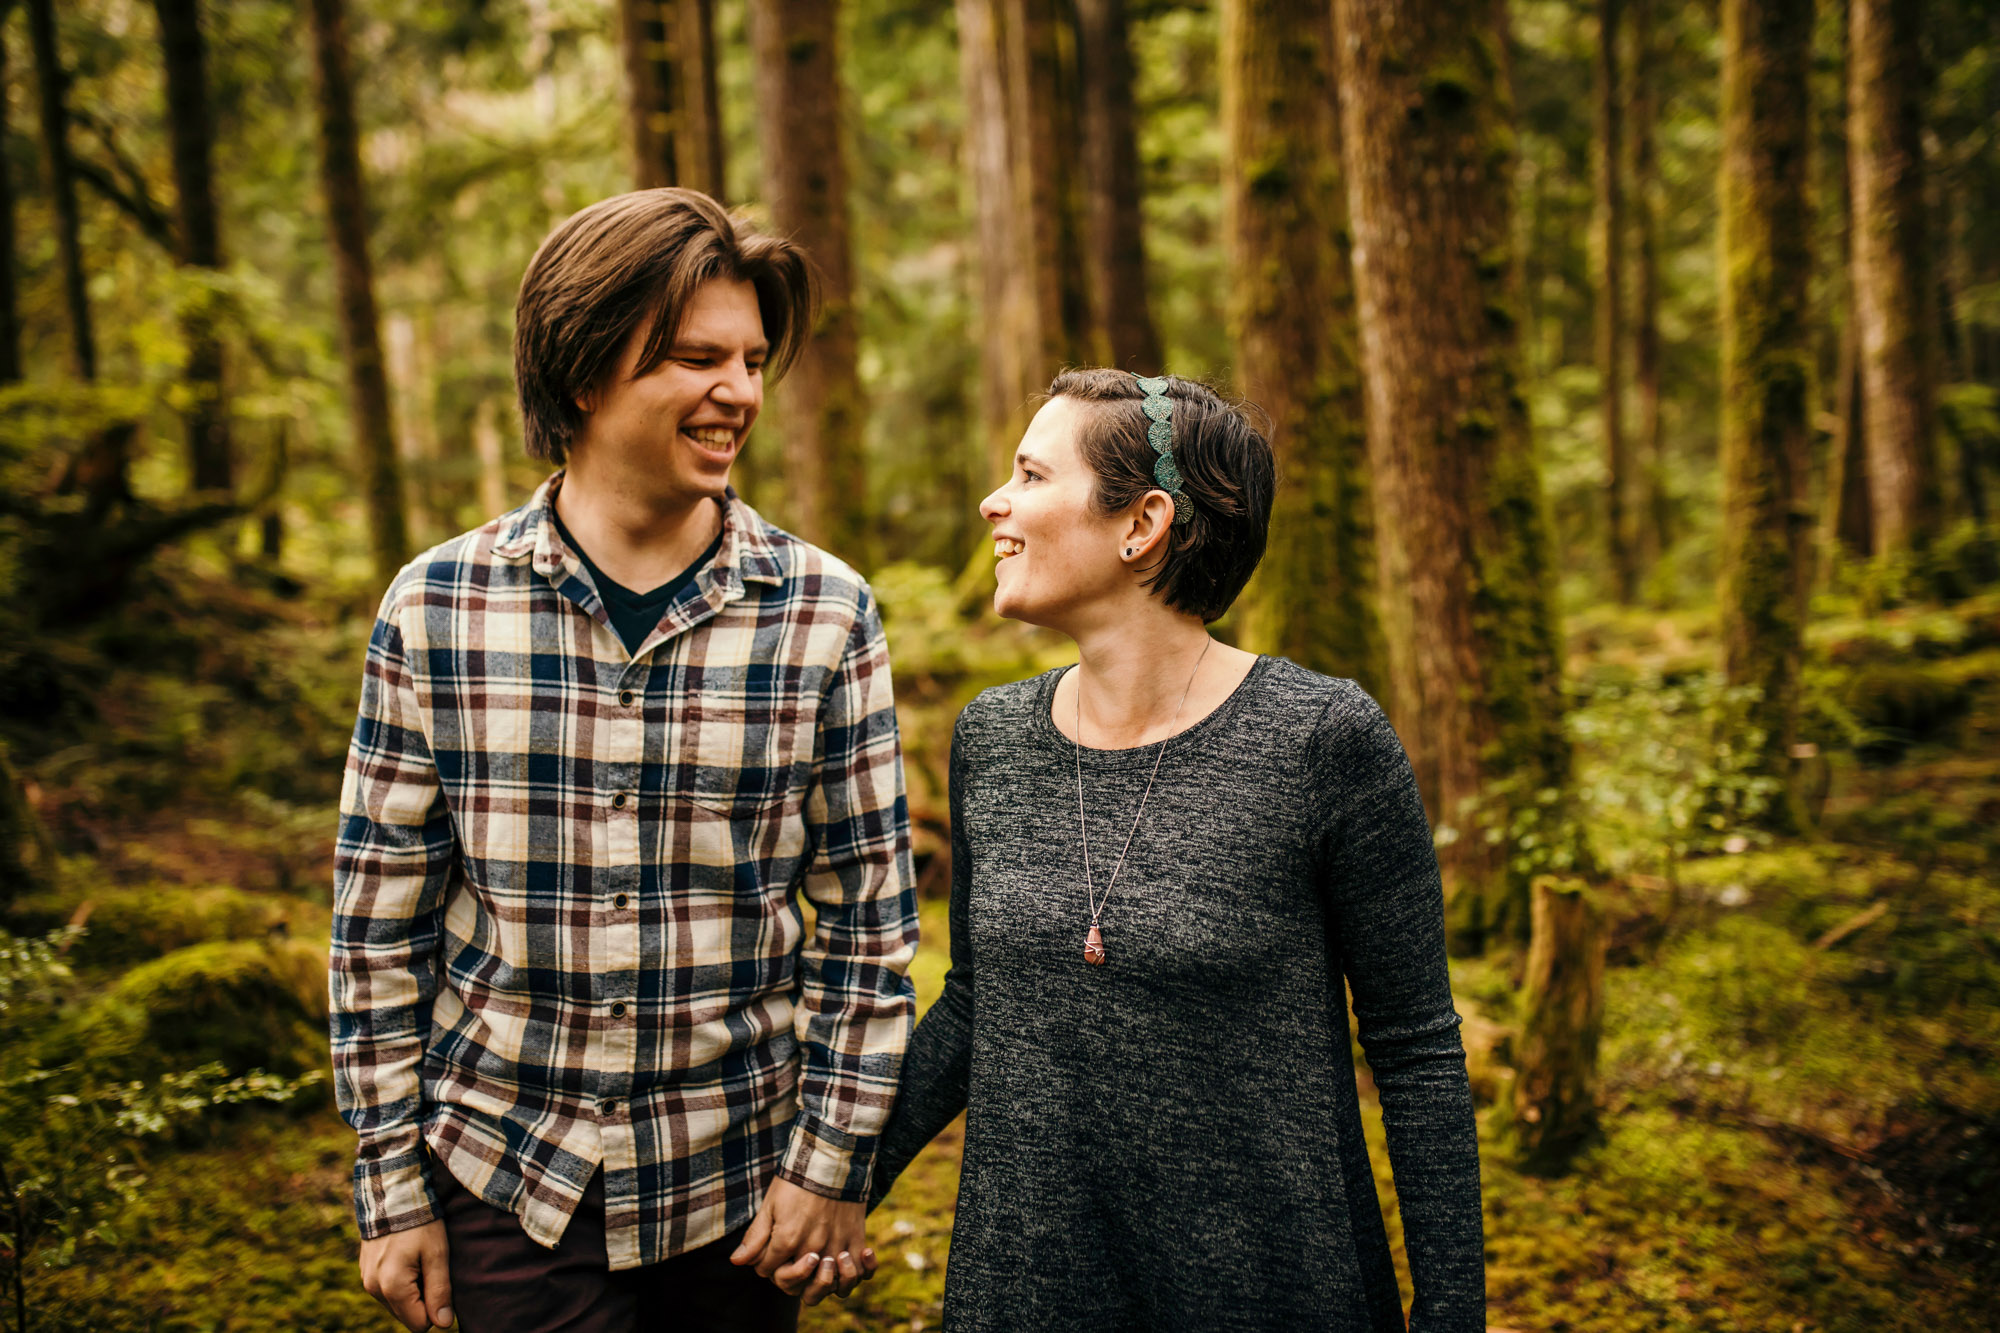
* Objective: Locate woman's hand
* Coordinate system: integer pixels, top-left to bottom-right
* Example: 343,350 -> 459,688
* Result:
728,1176 -> 879,1305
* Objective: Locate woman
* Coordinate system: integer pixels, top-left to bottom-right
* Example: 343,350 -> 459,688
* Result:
865,369 -> 1485,1331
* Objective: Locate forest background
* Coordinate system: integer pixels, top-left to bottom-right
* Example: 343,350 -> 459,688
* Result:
1,0 -> 1998,1328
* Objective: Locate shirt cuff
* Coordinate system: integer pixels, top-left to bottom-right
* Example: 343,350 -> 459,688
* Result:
352,1149 -> 440,1240
778,1111 -> 873,1203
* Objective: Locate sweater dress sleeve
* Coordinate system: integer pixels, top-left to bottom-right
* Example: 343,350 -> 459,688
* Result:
866,713 -> 978,1210
1312,684 -> 1487,1332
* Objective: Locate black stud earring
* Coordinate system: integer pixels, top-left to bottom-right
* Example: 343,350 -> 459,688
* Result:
1124,547 -> 1134,557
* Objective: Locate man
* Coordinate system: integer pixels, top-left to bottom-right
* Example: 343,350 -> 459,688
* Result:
331,189 -> 918,1332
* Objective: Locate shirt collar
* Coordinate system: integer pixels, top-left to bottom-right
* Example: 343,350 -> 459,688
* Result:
492,471 -> 784,590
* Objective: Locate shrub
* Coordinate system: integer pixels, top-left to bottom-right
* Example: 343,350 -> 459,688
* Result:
5,884 -> 298,971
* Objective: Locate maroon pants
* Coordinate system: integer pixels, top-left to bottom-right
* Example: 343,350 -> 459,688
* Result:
433,1166 -> 800,1333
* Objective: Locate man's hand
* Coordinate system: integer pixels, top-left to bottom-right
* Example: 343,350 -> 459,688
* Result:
728,1176 -> 878,1306
359,1219 -> 455,1331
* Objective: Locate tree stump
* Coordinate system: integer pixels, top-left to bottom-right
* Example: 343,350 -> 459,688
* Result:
1513,874 -> 1605,1170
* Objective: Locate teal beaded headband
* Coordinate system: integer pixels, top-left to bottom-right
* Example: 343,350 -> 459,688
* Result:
1135,374 -> 1192,527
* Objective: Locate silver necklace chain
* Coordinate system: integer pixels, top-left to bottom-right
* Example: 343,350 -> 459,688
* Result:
1075,637 -> 1213,929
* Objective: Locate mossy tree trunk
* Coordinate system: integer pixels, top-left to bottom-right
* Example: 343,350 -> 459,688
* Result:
0,10 -> 20,385
155,0 -> 232,492
1221,0 -> 1382,695
1849,0 -> 1938,557
26,0 -> 93,384
307,0 -> 409,588
1332,0 -> 1576,950
750,0 -> 869,563
1513,876 -> 1605,1170
1717,0 -> 1813,833
1595,0 -> 1636,602
1076,0 -> 1162,374
1629,0 -> 1667,577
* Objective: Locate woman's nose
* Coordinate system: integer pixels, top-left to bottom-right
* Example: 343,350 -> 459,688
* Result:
978,488 -> 1008,523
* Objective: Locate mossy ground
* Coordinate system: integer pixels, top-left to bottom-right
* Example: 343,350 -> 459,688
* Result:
10,587 -> 1999,1332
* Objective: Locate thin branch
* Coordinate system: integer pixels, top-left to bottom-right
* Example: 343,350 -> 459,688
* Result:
69,157 -> 176,250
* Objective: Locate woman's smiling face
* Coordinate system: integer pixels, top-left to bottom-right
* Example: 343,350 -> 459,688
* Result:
979,396 -> 1130,630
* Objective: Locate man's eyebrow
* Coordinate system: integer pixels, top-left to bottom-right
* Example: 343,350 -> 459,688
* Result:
671,339 -> 771,357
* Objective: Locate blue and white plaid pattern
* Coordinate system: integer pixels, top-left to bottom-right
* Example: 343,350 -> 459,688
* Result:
331,473 -> 919,1270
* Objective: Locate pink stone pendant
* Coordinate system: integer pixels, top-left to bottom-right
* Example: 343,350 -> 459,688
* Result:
1083,924 -> 1106,966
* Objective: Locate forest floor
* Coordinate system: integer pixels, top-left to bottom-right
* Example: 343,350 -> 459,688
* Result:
6,554 -> 1998,1333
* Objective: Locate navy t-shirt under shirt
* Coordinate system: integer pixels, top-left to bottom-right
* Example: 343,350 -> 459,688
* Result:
551,508 -> 723,657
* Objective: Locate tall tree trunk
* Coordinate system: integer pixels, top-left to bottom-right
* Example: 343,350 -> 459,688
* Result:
1222,0 -> 1382,695
749,0 -> 868,562
1005,0 -> 1092,373
155,0 -> 233,491
1629,0 -> 1667,575
1595,0 -> 1635,602
1075,0 -> 1161,373
1830,317 -> 1872,555
306,0 -> 409,587
1333,0 -> 1575,950
681,0 -> 726,199
619,0 -> 725,197
25,0 -> 93,382
1849,0 -> 1936,557
0,9 -> 20,385
958,0 -> 1035,483
1717,0 -> 1813,833
958,0 -> 1088,483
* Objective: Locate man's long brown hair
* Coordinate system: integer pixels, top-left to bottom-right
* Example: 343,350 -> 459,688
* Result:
513,189 -> 818,464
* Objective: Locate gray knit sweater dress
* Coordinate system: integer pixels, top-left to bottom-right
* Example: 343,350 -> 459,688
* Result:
866,657 -> 1485,1332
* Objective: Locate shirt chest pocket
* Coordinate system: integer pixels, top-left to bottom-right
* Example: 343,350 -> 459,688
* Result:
676,683 -> 814,875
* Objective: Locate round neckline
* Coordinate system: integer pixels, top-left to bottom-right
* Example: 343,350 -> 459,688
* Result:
1033,653 -> 1274,769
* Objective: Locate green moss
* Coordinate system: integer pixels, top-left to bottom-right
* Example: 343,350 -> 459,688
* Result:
50,937 -> 330,1079
7,883 -> 304,970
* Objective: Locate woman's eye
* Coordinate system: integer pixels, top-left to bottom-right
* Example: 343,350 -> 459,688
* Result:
1022,470 -> 1043,483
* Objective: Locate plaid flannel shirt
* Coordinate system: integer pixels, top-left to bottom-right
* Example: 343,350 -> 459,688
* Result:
330,473 -> 919,1269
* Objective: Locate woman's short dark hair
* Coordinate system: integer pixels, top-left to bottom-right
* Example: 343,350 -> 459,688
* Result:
1049,368 -> 1274,623
513,188 -> 818,463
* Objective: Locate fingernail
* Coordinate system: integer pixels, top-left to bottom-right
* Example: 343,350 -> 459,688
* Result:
803,1252 -> 819,1265
438,1310 -> 454,1328
862,1247 -> 875,1258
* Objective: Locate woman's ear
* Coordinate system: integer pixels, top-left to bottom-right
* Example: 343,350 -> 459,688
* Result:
1120,491 -> 1175,562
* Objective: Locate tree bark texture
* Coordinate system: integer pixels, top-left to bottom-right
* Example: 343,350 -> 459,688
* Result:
1831,305 -> 1873,556
1595,0 -> 1635,602
1075,0 -> 1162,373
0,11 -> 20,384
1513,876 -> 1605,1169
155,0 -> 233,491
26,0 -> 94,382
958,0 -> 1090,482
307,0 -> 410,587
750,0 -> 869,562
1848,0 -> 1937,557
1005,0 -> 1092,374
681,0 -> 727,199
620,0 -> 724,196
1717,0 -> 1813,832
1222,0 -> 1382,695
1628,0 -> 1667,574
1333,0 -> 1573,948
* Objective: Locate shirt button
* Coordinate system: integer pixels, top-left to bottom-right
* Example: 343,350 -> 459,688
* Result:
614,893 -> 629,909
619,690 -> 635,707
610,1002 -> 627,1018
603,1100 -> 619,1117
611,792 -> 629,809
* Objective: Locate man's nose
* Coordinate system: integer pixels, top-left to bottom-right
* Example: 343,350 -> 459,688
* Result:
711,358 -> 757,405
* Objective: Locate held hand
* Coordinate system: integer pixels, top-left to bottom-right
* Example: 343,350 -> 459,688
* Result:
728,1176 -> 878,1305
359,1219 -> 454,1331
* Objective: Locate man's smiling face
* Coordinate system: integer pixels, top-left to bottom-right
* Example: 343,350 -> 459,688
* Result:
571,276 -> 768,504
